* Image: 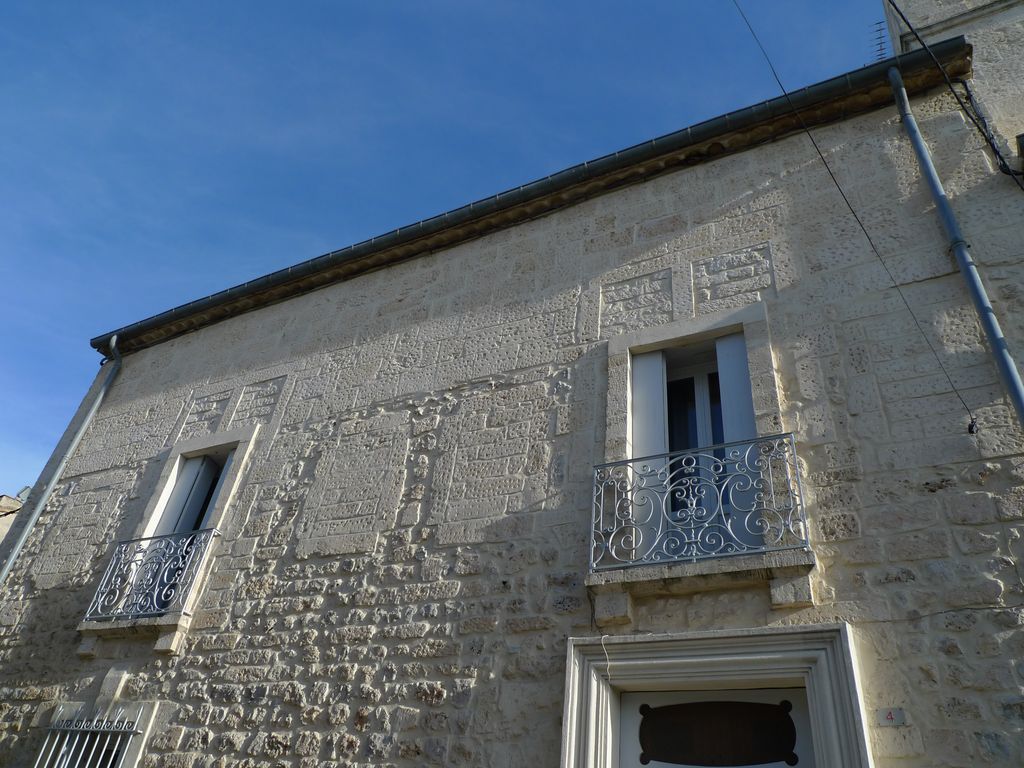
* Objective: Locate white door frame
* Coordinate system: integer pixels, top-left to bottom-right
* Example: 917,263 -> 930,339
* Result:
560,624 -> 873,768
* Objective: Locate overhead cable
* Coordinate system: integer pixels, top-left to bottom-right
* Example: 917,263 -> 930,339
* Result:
729,0 -> 977,430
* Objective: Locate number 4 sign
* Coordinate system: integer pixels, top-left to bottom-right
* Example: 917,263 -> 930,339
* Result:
875,707 -> 907,727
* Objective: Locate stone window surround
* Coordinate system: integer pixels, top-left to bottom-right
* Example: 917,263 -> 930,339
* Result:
77,424 -> 260,657
594,302 -> 815,608
559,624 -> 872,768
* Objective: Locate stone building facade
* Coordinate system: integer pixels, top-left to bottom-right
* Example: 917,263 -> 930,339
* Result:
0,495 -> 24,546
2,2 -> 1024,766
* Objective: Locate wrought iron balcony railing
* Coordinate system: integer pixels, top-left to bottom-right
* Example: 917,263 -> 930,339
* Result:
591,434 -> 808,571
84,528 -> 219,622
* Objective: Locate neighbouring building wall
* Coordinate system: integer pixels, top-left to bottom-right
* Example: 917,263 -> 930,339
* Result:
0,496 -> 22,546
887,0 -> 1024,152
886,0 -> 1020,31
2,45 -> 1024,768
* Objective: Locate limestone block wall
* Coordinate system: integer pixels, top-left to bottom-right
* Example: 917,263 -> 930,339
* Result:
1,79 -> 1024,767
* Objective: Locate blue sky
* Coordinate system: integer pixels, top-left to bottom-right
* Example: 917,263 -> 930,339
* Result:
0,1 -> 889,494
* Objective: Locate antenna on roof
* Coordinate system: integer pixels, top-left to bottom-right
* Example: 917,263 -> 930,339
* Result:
871,20 -> 888,62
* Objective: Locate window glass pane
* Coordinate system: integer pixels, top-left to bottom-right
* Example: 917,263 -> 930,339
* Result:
708,371 -> 724,445
667,378 -> 698,452
619,688 -> 816,768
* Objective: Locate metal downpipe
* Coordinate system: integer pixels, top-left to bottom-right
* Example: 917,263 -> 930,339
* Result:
888,67 -> 1024,430
0,335 -> 123,587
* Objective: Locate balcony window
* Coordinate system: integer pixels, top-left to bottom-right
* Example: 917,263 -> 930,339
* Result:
592,333 -> 807,571
84,451 -> 231,622
80,426 -> 258,644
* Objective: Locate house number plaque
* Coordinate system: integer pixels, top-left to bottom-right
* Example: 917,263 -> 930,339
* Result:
875,707 -> 906,727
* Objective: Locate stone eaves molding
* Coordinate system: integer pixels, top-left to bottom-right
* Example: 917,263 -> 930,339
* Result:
91,38 -> 972,358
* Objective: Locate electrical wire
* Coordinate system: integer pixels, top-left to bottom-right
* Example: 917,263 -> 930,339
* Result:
729,0 -> 977,430
886,0 -> 1024,192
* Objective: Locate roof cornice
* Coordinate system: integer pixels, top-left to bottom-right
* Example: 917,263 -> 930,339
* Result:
92,37 -> 972,357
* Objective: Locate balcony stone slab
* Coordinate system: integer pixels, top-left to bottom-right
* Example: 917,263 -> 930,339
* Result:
587,548 -> 816,628
77,613 -> 193,658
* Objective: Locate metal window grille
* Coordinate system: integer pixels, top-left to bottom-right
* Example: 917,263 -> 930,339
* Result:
33,706 -> 143,768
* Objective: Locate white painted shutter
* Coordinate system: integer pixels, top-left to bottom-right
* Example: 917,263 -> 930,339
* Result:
630,351 -> 668,458
155,456 -> 220,536
715,333 -> 757,442
200,451 -> 233,530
